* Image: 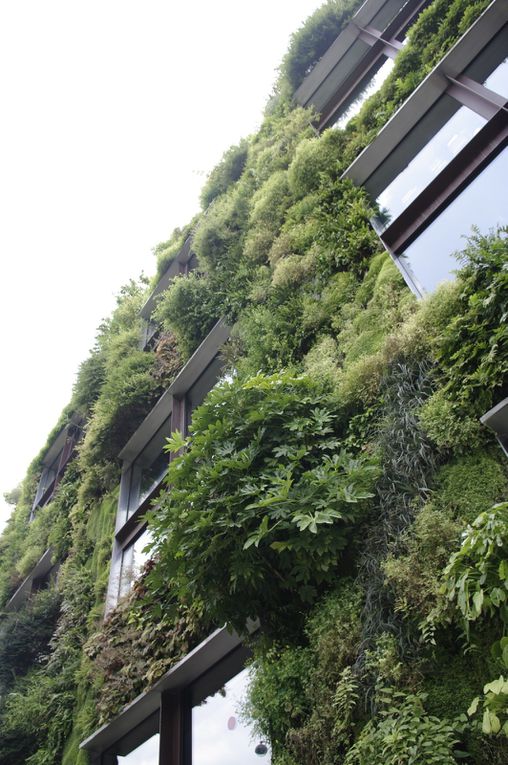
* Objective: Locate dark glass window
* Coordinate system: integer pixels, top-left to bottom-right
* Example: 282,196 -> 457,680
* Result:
127,416 -> 171,516
333,56 -> 394,129
398,146 -> 507,293
185,355 -> 225,434
119,527 -> 153,597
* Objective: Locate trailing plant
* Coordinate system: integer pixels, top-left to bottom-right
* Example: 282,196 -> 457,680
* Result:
146,372 -> 379,633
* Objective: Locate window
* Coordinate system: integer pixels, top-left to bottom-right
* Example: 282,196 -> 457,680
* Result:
118,527 -> 153,599
80,630 -> 265,765
332,56 -> 395,129
106,320 -> 230,613
191,667 -> 270,765
126,416 -> 172,519
481,398 -> 508,459
343,3 -> 508,296
31,420 -> 82,518
397,146 -> 507,293
294,0 -> 431,131
139,236 -> 197,351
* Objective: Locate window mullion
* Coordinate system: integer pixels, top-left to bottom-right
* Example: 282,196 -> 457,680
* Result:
446,74 -> 508,119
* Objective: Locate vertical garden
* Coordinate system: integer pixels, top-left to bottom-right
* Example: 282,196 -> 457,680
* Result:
0,1 -> 507,763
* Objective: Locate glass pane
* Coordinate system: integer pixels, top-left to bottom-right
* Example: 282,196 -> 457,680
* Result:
483,56 -> 508,98
119,527 -> 153,596
376,104 -> 486,228
117,733 -> 159,764
128,415 -> 171,515
186,354 -> 225,433
192,668 -> 271,765
333,57 -> 394,129
398,146 -> 507,293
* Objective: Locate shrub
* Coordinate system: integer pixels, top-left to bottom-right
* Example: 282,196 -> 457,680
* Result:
146,372 -> 379,633
200,140 -> 248,208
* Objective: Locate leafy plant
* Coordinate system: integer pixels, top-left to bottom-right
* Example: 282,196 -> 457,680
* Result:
146,372 -> 379,632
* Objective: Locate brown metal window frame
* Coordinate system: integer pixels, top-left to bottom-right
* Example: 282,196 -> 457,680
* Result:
81,630 -> 253,765
105,321 -> 230,614
342,1 -> 508,297
374,79 -> 508,297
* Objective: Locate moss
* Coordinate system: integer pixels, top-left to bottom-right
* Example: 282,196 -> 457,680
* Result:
433,449 -> 508,524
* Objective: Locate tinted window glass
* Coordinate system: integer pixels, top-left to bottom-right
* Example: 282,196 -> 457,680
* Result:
376,103 -> 486,228
119,527 -> 153,596
333,57 -> 394,129
128,415 -> 171,515
192,668 -> 270,765
398,147 -> 507,293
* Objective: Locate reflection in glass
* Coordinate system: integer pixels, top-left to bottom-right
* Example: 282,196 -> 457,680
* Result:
398,147 -> 507,294
483,56 -> 508,98
333,57 -> 394,129
376,104 -> 486,228
127,416 -> 171,516
119,527 -> 153,597
117,733 -> 159,764
192,668 -> 270,765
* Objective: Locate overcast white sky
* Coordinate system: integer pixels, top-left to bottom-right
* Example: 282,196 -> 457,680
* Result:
0,0 -> 323,532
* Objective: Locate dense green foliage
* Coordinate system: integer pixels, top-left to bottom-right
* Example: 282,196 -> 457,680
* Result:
147,373 -> 378,633
0,1 -> 507,763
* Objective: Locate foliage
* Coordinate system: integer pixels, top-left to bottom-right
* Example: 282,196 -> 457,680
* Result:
200,139 -> 248,208
344,690 -> 461,765
153,271 -> 221,359
147,372 -> 379,633
0,588 -> 61,695
435,503 -> 508,638
277,0 -> 363,96
433,229 -> 508,416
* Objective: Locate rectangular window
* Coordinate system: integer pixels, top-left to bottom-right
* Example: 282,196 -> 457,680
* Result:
119,527 -> 153,598
397,145 -> 507,293
127,416 -> 172,518
375,99 -> 487,229
333,56 -> 395,129
191,667 -> 270,765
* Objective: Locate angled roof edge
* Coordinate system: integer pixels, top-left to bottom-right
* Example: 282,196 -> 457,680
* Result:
5,547 -> 54,612
118,318 -> 230,462
139,236 -> 193,320
342,0 -> 508,190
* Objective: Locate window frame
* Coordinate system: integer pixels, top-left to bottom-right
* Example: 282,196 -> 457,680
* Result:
343,0 -> 508,296
105,320 -> 230,614
294,0 -> 432,131
80,627 -> 256,765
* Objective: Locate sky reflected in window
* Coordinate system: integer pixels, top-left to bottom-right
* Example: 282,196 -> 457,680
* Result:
117,733 -> 159,764
333,57 -> 394,129
192,668 -> 270,765
483,56 -> 508,97
377,105 -> 486,228
398,147 -> 507,293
